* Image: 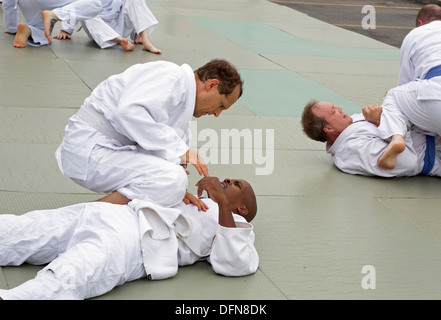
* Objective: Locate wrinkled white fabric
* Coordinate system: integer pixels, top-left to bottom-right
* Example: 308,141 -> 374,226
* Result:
0,203 -> 145,299
55,61 -> 195,204
81,0 -> 158,48
2,0 -> 102,46
385,77 -> 441,138
399,21 -> 441,85
327,108 -> 441,177
0,198 -> 259,300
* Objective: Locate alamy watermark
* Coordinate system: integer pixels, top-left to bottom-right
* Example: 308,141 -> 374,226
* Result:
189,121 -> 275,176
362,5 -> 376,30
361,264 -> 376,290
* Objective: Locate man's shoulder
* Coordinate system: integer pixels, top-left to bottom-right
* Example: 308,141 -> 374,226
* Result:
406,20 -> 441,38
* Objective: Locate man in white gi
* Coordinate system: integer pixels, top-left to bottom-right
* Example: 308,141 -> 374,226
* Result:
301,101 -> 441,178
399,4 -> 441,85
0,176 -> 259,300
2,0 -> 102,47
55,59 -> 244,207
54,0 -> 161,53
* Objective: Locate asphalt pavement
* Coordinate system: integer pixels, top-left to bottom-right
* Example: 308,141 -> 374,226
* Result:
268,0 -> 427,47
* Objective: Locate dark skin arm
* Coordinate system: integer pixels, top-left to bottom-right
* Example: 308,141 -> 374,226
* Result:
196,177 -> 236,228
94,191 -> 130,205
182,191 -> 208,212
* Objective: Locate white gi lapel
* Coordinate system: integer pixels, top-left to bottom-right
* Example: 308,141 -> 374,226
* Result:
129,199 -> 181,280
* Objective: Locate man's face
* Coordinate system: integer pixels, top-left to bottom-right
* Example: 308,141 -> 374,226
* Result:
313,101 -> 353,134
220,178 -> 252,215
193,81 -> 241,118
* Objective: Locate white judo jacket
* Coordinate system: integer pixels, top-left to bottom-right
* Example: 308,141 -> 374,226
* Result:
326,114 -> 429,177
56,61 -> 195,181
0,198 -> 258,299
130,198 -> 259,279
399,20 -> 441,85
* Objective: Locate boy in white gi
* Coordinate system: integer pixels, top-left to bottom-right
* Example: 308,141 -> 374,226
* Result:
55,0 -> 161,53
301,101 -> 441,178
0,176 -> 259,300
2,0 -> 102,47
55,59 -> 244,208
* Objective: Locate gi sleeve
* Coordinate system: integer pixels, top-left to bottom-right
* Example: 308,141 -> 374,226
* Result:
208,222 -> 259,277
398,33 -> 415,85
332,127 -> 419,177
113,64 -> 190,164
3,0 -> 19,34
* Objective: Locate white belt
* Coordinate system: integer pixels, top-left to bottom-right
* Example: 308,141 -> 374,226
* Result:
76,104 -> 136,146
174,214 -> 211,259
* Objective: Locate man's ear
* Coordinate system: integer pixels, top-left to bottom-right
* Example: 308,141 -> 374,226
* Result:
205,79 -> 219,91
416,19 -> 424,27
237,204 -> 248,217
323,125 -> 334,133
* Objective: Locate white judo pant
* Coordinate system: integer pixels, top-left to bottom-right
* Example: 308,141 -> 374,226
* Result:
17,0 -> 102,46
73,145 -> 188,206
0,203 -> 145,300
56,115 -> 188,206
379,91 -> 441,177
387,77 -> 441,138
378,94 -> 412,139
81,0 -> 158,49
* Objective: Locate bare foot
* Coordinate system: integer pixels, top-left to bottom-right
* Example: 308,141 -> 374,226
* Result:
13,23 -> 31,48
134,33 -> 143,44
136,30 -> 162,54
120,38 -> 135,51
142,42 -> 162,54
42,10 -> 59,43
378,135 -> 406,169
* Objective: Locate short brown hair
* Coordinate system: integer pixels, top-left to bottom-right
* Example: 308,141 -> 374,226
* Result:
195,59 -> 244,98
301,100 -> 328,142
416,4 -> 441,26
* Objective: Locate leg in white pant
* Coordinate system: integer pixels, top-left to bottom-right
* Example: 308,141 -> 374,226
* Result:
378,94 -> 411,139
123,0 -> 161,53
0,205 -> 82,266
73,145 -> 188,207
419,99 -> 441,137
14,0 -> 102,46
0,202 -> 145,300
389,79 -> 441,138
82,16 -> 135,51
43,0 -> 103,43
81,0 -> 161,53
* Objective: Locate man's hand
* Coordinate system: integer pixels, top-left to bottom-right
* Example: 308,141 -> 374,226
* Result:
53,30 -> 71,40
196,177 -> 226,204
181,149 -> 209,177
196,177 -> 235,228
182,192 -> 208,212
362,104 -> 382,127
